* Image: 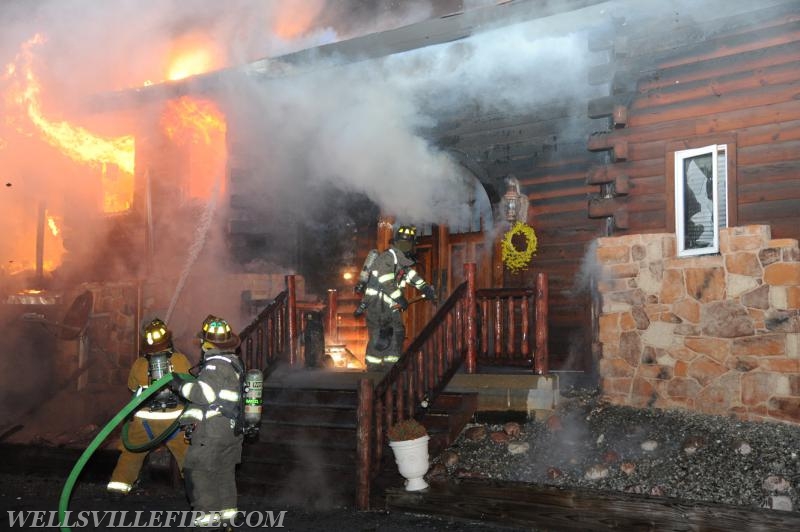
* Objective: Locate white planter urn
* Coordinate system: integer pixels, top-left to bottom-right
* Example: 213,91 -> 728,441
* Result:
389,435 -> 430,491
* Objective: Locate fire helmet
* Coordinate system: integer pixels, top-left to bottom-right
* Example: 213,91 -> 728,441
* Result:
199,315 -> 241,350
394,225 -> 417,256
142,318 -> 172,354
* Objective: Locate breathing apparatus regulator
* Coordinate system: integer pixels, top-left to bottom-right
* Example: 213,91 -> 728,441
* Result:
142,318 -> 178,410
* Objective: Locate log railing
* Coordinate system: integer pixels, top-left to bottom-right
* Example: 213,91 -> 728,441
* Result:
239,274 -> 305,373
239,289 -> 288,374
355,263 -> 477,509
475,272 -> 549,375
239,274 -> 335,372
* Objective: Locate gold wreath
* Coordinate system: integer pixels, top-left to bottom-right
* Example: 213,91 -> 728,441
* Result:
501,222 -> 538,273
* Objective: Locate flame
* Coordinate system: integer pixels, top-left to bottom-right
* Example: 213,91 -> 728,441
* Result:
47,215 -> 59,236
162,35 -> 224,84
162,96 -> 226,146
161,96 -> 227,199
6,34 -> 135,213
167,48 -> 216,81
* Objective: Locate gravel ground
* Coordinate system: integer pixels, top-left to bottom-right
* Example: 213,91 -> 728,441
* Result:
432,387 -> 800,513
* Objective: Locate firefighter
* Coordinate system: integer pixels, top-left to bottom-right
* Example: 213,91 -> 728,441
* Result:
172,315 -> 244,530
106,318 -> 191,497
355,225 -> 436,369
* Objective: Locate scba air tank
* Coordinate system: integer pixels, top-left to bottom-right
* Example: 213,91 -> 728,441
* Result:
244,369 -> 264,426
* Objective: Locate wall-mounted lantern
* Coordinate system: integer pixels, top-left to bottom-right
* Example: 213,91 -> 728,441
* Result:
502,175 -> 525,223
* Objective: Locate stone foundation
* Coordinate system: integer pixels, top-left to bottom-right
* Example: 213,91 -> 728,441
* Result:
594,225 -> 800,424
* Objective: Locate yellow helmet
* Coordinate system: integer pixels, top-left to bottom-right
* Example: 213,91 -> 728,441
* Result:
199,315 -> 240,350
142,318 -> 171,354
394,225 -> 417,255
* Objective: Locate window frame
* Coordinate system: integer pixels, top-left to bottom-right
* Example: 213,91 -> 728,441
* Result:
674,144 -> 726,256
665,135 -> 737,257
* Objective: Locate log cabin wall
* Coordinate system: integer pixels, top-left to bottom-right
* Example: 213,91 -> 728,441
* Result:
586,1 -> 800,241
430,59 -> 610,372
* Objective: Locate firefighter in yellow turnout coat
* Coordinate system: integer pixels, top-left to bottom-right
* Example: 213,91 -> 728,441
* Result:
107,318 -> 191,496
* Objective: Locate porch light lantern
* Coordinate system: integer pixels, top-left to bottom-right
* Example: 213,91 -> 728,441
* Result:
503,175 -> 524,223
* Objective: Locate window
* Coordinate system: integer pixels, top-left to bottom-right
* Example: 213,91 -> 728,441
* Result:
674,144 -> 728,257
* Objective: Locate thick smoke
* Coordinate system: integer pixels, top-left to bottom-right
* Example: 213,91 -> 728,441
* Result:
0,0 -> 610,430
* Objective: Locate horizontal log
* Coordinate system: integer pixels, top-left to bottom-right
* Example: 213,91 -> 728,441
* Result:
640,38 -> 800,91
633,60 -> 800,111
529,210 -> 602,231
737,197 -> 800,220
588,196 -> 627,218
623,209 -> 668,233
528,182 -> 596,202
627,175 -> 666,196
737,118 -> 800,147
738,139 -> 800,166
531,198 -> 590,217
738,160 -> 800,185
520,167 -> 594,188
765,216 -> 800,239
738,178 -> 800,204
588,96 -> 616,119
629,81 -> 800,128
621,9 -> 800,71
653,19 -> 800,71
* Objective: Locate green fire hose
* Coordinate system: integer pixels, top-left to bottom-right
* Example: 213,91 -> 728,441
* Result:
57,372 -> 195,532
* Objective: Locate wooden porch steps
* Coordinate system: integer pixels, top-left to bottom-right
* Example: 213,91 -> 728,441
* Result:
238,387 -> 478,506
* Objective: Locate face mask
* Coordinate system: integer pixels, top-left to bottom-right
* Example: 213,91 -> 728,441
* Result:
396,239 -> 414,255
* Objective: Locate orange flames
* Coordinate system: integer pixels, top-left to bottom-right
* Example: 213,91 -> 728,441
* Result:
6,34 -> 135,213
161,95 -> 227,199
1,32 -> 229,277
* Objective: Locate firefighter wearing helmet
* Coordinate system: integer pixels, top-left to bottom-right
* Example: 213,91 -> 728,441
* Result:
171,315 -> 245,530
355,225 -> 436,369
106,318 -> 191,498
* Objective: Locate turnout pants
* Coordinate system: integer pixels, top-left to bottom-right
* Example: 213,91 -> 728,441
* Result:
183,417 -> 243,526
107,416 -> 187,493
365,307 -> 405,364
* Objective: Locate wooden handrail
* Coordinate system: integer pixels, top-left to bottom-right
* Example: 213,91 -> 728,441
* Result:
356,263 -> 478,509
239,289 -> 288,374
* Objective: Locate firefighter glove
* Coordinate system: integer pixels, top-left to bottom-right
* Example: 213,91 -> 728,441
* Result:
353,301 -> 367,318
169,373 -> 187,394
421,285 -> 436,302
394,294 -> 409,311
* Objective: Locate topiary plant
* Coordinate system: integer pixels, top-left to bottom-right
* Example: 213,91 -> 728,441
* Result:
387,418 -> 428,441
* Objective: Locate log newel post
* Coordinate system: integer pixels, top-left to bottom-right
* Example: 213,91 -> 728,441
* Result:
534,272 -> 549,375
327,289 -> 338,344
356,378 -> 373,510
465,262 -> 477,374
286,275 -> 298,366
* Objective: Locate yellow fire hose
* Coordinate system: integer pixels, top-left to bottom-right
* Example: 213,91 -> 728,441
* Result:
58,372 -> 194,532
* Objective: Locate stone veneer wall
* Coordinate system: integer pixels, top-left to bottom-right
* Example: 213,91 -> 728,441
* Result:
595,225 -> 800,425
